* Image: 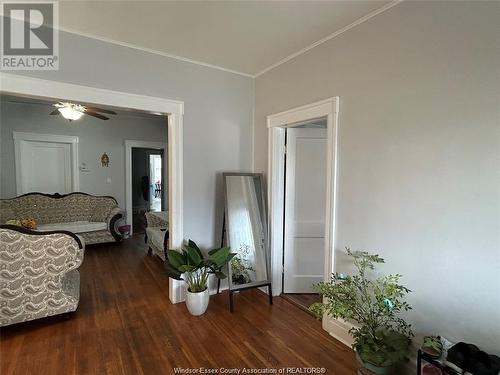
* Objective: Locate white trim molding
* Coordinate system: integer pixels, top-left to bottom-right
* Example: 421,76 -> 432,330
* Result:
13,132 -> 79,195
0,73 -> 184,116
124,140 -> 166,235
267,97 -> 343,341
323,318 -> 356,348
1,73 -> 185,304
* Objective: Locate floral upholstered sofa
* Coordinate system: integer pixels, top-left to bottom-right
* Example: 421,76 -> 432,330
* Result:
0,193 -> 124,245
0,225 -> 85,326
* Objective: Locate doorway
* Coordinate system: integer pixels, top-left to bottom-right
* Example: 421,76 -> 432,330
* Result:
282,121 -> 327,310
148,151 -> 164,212
2,73 -> 185,304
131,147 -> 166,234
126,141 -> 166,235
13,132 -> 79,195
267,97 -> 339,324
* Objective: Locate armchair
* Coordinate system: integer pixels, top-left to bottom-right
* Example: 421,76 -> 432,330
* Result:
0,225 -> 85,326
144,211 -> 168,260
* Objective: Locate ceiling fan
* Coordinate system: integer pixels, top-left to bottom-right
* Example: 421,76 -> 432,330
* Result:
50,102 -> 117,121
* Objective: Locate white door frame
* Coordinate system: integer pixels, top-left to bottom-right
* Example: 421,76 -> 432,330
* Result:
1,73 -> 185,304
267,97 -> 339,299
125,140 -> 166,235
13,131 -> 79,195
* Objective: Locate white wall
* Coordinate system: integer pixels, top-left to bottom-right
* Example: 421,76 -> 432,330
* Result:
0,100 -> 166,209
2,28 -> 254,249
254,1 -> 500,353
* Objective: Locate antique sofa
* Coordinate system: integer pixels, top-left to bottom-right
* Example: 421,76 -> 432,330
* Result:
144,211 -> 168,260
0,193 -> 124,245
0,225 -> 85,326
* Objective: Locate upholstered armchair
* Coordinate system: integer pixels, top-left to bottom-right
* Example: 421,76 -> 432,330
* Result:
0,225 -> 85,327
144,211 -> 168,260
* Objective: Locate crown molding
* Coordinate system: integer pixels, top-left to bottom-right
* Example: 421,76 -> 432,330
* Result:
34,1 -> 401,79
56,26 -> 255,78
254,0 -> 403,77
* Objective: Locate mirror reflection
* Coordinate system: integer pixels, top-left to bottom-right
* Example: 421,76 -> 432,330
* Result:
224,174 -> 269,288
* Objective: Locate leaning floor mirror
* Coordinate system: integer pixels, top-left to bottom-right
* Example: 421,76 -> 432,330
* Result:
222,173 -> 272,312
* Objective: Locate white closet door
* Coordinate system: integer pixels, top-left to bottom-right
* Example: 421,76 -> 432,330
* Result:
19,140 -> 72,194
283,127 -> 327,293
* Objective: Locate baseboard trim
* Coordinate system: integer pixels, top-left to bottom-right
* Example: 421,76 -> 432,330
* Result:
323,317 -> 356,347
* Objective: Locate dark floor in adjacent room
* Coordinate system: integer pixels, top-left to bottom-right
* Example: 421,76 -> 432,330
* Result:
0,235 -> 356,375
281,293 -> 322,313
132,211 -> 147,234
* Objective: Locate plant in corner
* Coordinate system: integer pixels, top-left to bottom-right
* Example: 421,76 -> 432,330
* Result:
230,244 -> 255,285
421,336 -> 443,359
164,240 -> 235,316
310,249 -> 413,375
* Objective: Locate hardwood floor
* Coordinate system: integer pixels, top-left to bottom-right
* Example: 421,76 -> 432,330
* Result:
0,236 -> 356,375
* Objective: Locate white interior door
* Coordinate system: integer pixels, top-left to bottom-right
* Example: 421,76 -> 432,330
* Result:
283,127 -> 327,293
18,140 -> 73,194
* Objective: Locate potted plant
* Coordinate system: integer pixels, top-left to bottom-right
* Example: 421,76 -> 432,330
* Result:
310,249 -> 413,375
422,336 -> 444,359
164,240 -> 235,316
230,244 -> 255,284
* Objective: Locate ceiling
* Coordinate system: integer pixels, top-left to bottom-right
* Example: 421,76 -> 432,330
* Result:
58,1 -> 393,76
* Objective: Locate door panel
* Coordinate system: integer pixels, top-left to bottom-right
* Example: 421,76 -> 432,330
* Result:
19,140 -> 72,194
284,128 -> 327,293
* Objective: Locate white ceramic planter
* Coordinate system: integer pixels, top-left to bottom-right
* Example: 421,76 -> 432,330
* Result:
185,288 -> 209,316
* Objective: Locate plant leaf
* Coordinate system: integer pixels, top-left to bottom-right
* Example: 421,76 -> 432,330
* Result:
164,262 -> 183,280
166,250 -> 186,270
178,264 -> 196,273
188,240 -> 204,260
208,247 -> 220,255
208,246 -> 231,266
185,246 -> 202,267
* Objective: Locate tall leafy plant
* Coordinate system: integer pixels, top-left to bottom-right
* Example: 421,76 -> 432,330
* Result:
165,240 -> 235,293
310,249 -> 413,368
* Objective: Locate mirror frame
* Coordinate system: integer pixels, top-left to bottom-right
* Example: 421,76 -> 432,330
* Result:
223,172 -> 272,292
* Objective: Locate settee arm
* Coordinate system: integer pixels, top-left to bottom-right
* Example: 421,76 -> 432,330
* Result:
145,211 -> 168,228
106,207 -> 124,242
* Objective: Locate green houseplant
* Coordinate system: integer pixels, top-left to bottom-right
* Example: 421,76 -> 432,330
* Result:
165,240 -> 235,315
310,249 -> 413,374
422,336 -> 443,359
230,244 -> 255,285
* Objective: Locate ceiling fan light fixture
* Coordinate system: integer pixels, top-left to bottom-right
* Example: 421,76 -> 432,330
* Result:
52,102 -> 115,121
56,103 -> 86,121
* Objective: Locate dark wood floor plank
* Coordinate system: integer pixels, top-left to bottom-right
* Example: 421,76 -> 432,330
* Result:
0,235 -> 356,375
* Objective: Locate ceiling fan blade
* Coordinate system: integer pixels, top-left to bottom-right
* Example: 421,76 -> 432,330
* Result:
86,111 -> 109,120
50,109 -> 60,115
85,106 -> 116,115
